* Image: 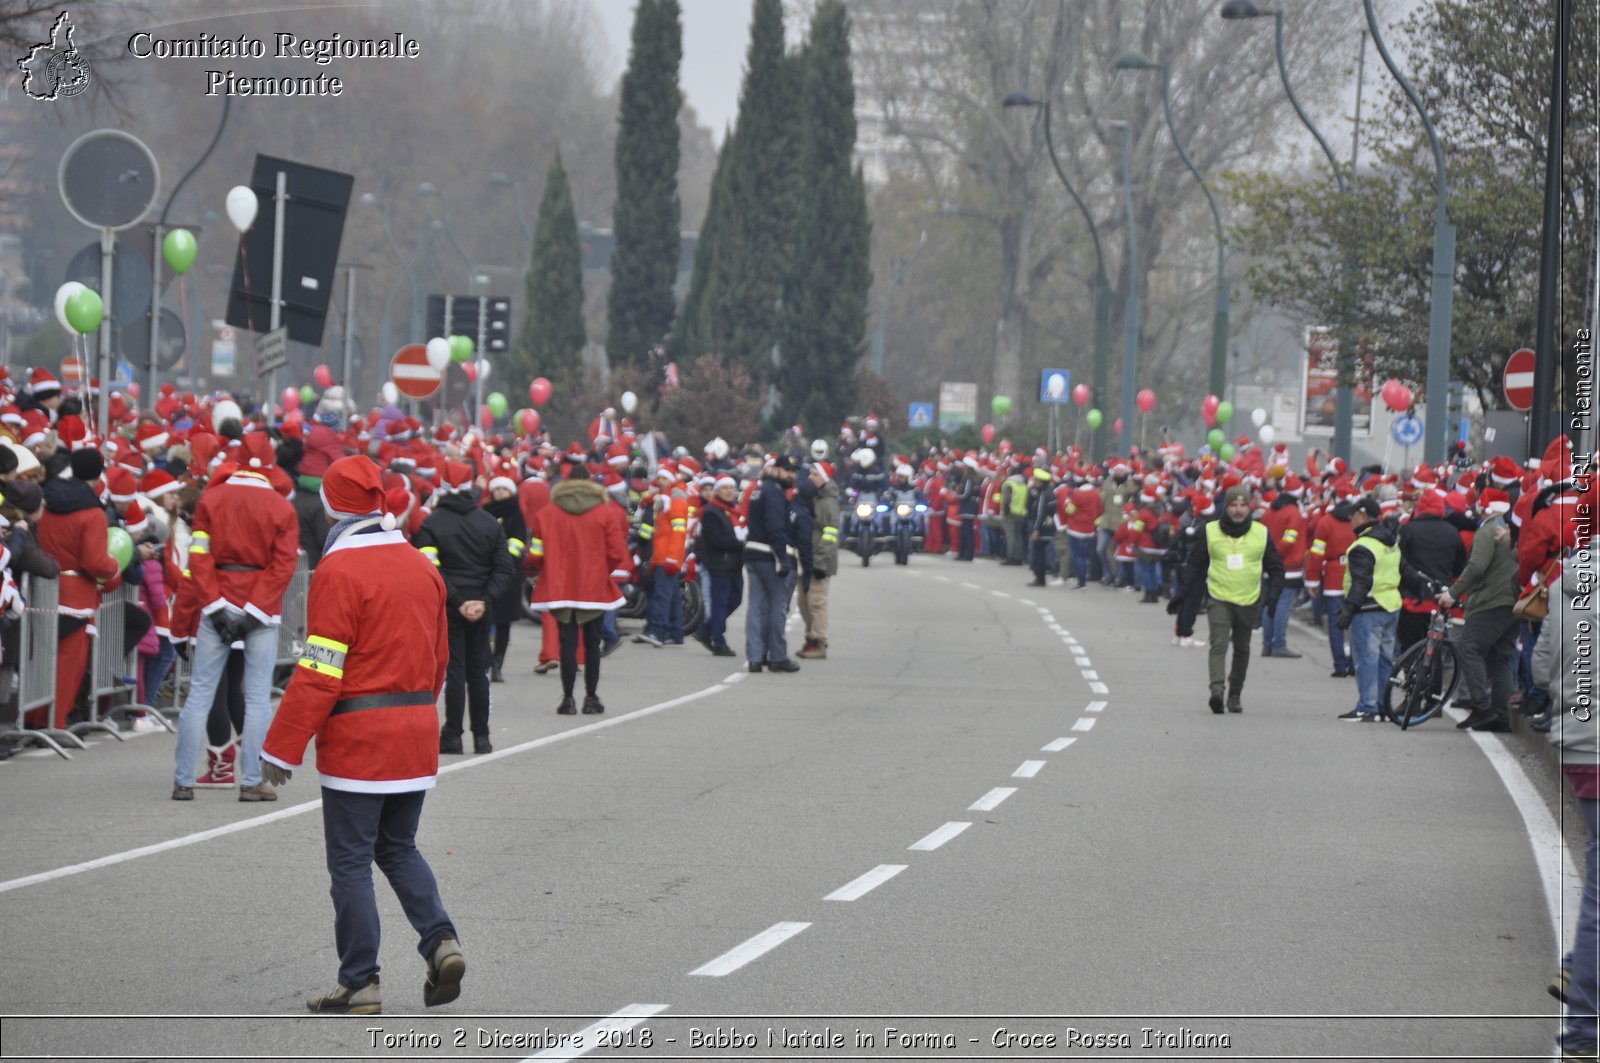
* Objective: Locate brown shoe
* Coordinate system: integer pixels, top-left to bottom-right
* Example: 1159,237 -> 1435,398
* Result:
171,783 -> 194,801
423,936 -> 465,1007
307,977 -> 381,1014
797,639 -> 819,659
239,782 -> 278,802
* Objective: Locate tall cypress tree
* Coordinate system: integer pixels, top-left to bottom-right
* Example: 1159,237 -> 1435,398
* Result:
723,0 -> 799,384
777,0 -> 871,435
607,0 -> 683,370
514,153 -> 586,400
672,131 -> 736,362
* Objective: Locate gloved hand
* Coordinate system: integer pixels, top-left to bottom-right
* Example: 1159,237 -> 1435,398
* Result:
1166,597 -> 1182,617
261,761 -> 293,787
1336,608 -> 1354,631
174,641 -> 190,663
775,561 -> 791,579
208,612 -> 241,645
811,569 -> 827,583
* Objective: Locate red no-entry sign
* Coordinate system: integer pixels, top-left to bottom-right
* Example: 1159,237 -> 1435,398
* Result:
1504,347 -> 1535,411
389,344 -> 441,400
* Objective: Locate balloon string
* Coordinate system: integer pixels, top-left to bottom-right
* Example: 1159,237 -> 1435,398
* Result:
238,242 -> 256,334
177,275 -> 190,391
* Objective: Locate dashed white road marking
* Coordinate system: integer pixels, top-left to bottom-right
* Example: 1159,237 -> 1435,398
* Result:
959,582 -> 980,590
1081,670 -> 1099,680
689,922 -> 811,977
1074,656 -> 1092,667
1072,717 -> 1097,732
909,821 -> 971,851
1086,701 -> 1107,713
969,787 -> 1018,812
1088,681 -> 1109,694
1018,598 -> 1036,606
1042,737 -> 1077,752
824,864 -> 908,902
1012,760 -> 1046,779
990,590 -> 1010,598
1036,606 -> 1050,615
526,1004 -> 670,1062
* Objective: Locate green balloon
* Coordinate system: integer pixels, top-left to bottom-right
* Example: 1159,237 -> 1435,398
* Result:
301,385 -> 317,404
487,391 -> 508,418
991,394 -> 1012,416
448,335 -> 473,362
107,526 -> 133,571
163,228 -> 198,274
1215,400 -> 1234,425
1219,442 -> 1236,462
1085,408 -> 1104,429
64,287 -> 103,334
1207,428 -> 1225,449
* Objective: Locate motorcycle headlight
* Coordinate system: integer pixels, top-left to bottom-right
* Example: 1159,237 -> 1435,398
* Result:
856,502 -> 874,519
876,504 -> 889,513
915,504 -> 928,512
895,503 -> 913,517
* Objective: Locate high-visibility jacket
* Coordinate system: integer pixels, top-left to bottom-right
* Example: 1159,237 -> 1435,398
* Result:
1205,519 -> 1269,606
1344,532 -> 1402,612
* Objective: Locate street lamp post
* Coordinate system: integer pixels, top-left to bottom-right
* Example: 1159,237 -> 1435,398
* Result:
1363,0 -> 1454,464
1221,0 -> 1357,460
488,173 -> 534,245
1103,118 -> 1140,455
1002,92 -> 1114,457
419,182 -> 482,420
1114,51 -> 1230,406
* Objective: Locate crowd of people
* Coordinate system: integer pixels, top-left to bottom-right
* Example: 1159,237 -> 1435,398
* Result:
0,369 -> 1594,1049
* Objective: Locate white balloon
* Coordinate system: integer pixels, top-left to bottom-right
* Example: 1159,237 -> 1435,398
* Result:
212,399 -> 243,429
381,381 -> 399,405
225,185 -> 258,233
1258,424 -> 1276,445
1046,373 -> 1066,398
54,281 -> 87,331
1250,407 -> 1267,428
425,337 -> 451,371
475,358 -> 491,381
620,389 -> 639,414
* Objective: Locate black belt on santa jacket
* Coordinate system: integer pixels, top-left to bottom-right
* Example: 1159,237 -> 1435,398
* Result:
329,690 -> 434,716
217,563 -> 263,572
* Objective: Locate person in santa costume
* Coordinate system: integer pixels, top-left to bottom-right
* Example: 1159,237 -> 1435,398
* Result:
169,448 -> 299,801
260,455 -> 464,1016
530,454 -> 628,714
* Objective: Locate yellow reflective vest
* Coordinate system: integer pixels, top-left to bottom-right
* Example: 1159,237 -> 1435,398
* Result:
1205,520 -> 1268,606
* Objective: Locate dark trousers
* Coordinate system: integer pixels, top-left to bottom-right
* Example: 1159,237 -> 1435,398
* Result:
321,787 -> 455,990
1207,599 -> 1259,693
706,571 -> 743,649
744,558 -> 790,664
443,612 -> 491,739
1396,608 -> 1432,659
956,515 -> 976,560
1028,535 -> 1050,580
1457,605 -> 1519,716
557,617 -> 602,698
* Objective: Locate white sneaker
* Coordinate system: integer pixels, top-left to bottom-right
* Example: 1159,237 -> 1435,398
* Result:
1171,634 -> 1183,646
1049,578 -> 1065,586
639,633 -> 663,648
1180,636 -> 1202,648
132,713 -> 161,733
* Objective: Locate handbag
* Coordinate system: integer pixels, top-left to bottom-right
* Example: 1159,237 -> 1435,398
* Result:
1513,558 -> 1561,622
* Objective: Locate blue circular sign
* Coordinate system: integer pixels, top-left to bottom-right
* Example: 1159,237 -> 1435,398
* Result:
1391,414 -> 1424,446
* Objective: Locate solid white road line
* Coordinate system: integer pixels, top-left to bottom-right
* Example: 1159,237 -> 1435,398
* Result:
1081,670 -> 1099,680
1072,717 -> 1097,732
724,672 -> 747,684
969,787 -> 1018,812
1042,737 -> 1078,752
1086,700 -> 1107,713
824,863 -> 908,901
689,922 -> 811,977
1088,681 -> 1109,694
526,1003 -> 671,1062
0,681 -> 736,896
1012,760 -> 1046,779
909,821 -> 971,851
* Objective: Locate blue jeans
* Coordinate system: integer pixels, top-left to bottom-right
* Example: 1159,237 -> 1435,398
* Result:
141,636 -> 177,707
744,558 -> 790,665
322,787 -> 455,990
1262,585 -> 1298,652
706,571 -> 743,648
173,619 -> 277,787
1068,536 -> 1093,586
1349,609 -> 1397,716
1134,557 -> 1160,595
1563,796 -> 1600,1052
647,568 -> 683,642
601,608 -> 618,643
1325,597 -> 1351,672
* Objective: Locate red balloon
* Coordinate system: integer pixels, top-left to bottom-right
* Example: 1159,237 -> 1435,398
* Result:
281,409 -> 304,435
281,386 -> 301,411
528,377 -> 552,406
1136,388 -> 1156,414
519,409 -> 540,435
479,406 -> 494,429
313,364 -> 334,388
1382,379 -> 1413,411
1114,417 -> 1125,436
1071,383 -> 1091,406
127,382 -> 141,401
980,423 -> 996,444
463,363 -> 477,383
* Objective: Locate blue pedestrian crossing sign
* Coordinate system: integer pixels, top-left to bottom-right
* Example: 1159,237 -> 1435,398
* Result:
1391,414 -> 1424,447
908,402 -> 934,429
1040,369 -> 1071,405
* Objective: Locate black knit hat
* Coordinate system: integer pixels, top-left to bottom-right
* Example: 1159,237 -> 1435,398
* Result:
69,447 -> 104,482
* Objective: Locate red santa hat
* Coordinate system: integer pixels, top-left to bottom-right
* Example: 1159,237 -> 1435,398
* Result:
440,460 -> 475,494
1411,464 -> 1438,490
29,368 -> 60,397
241,432 -> 275,470
1414,488 -> 1447,518
1282,473 -> 1304,497
1488,455 -> 1521,484
487,475 -> 517,496
1479,488 -> 1511,516
56,414 -> 92,451
321,455 -> 386,518
105,466 -> 137,504
122,500 -> 149,535
0,404 -> 22,428
139,467 -> 181,500
20,410 -> 47,447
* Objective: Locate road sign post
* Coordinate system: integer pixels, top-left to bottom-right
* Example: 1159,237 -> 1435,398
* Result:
254,326 -> 288,379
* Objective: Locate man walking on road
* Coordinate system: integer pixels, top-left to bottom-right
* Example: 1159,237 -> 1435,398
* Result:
744,456 -> 800,673
260,456 -> 463,1016
1336,498 -> 1404,722
1178,486 -> 1283,714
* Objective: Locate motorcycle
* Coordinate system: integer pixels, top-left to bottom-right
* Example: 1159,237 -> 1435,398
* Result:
890,491 -> 927,566
848,491 -> 893,567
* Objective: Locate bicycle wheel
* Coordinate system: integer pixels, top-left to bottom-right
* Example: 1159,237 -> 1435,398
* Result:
1385,641 -> 1458,728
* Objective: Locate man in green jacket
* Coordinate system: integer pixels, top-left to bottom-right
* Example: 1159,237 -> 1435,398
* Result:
798,465 -> 840,659
1439,489 -> 1520,732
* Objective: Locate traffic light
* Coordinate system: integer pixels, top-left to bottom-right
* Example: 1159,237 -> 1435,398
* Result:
426,294 -> 512,353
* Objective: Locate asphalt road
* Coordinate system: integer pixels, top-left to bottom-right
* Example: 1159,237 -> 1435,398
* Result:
0,551 -> 1570,1061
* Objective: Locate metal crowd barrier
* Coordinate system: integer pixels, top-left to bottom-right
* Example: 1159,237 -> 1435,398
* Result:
72,582 -> 166,740
273,557 -> 311,696
0,575 -> 84,759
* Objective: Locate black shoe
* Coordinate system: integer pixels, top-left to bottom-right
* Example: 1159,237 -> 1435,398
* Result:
1471,715 -> 1511,733
1029,578 -> 1046,587
768,659 -> 800,673
439,734 -> 463,755
694,628 -> 712,648
711,643 -> 737,657
1336,709 -> 1376,721
1457,708 -> 1492,730
1209,689 -> 1225,714
600,637 -> 621,657
582,695 -> 605,715
1271,648 -> 1303,659
473,735 -> 492,755
1227,691 -> 1243,713
556,696 -> 577,715
1330,668 -> 1353,678
489,666 -> 504,684
748,661 -> 764,673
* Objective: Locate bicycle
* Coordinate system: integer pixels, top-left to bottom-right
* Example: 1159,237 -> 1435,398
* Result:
1382,597 -> 1461,729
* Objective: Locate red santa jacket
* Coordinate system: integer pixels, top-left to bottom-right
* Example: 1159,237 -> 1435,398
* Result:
37,476 -> 121,619
1261,498 -> 1309,580
188,468 -> 300,624
262,521 -> 449,792
1518,489 -> 1591,589
165,525 -> 199,642
1305,506 -> 1357,596
530,477 -> 628,610
1060,484 -> 1103,537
